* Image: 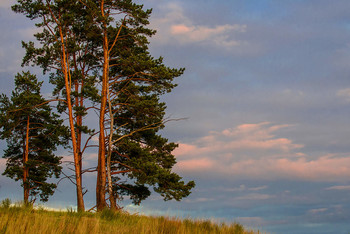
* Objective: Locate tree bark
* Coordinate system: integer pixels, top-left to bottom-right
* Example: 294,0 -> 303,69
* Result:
23,115 -> 30,204
59,24 -> 85,212
74,80 -> 83,184
96,0 -> 108,211
107,85 -> 117,210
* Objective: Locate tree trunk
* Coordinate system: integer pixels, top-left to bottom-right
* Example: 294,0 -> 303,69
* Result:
96,43 -> 108,211
23,115 -> 30,204
74,80 -> 83,185
96,1 -> 109,211
59,24 -> 85,212
107,86 -> 117,210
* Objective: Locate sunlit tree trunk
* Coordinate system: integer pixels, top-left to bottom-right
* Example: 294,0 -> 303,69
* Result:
23,115 -> 30,204
96,0 -> 108,211
59,23 -> 85,212
107,86 -> 117,210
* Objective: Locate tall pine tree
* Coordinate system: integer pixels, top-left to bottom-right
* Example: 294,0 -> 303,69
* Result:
82,0 -> 195,210
0,71 -> 68,203
13,0 -> 100,211
12,0 -> 195,211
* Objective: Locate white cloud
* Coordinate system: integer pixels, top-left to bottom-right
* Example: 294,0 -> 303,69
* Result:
235,193 -> 274,201
218,185 -> 268,192
249,185 -> 268,191
150,2 -> 247,49
174,122 -> 350,182
184,197 -> 214,203
326,185 -> 350,190
308,208 -> 328,214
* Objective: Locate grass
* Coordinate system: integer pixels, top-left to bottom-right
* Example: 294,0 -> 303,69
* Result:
0,199 -> 259,234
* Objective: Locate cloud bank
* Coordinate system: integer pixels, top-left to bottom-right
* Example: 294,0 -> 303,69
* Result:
174,122 -> 350,181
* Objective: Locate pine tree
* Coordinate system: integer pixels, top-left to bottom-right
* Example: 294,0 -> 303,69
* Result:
12,0 -> 100,211
0,71 -> 68,203
83,0 -> 195,210
12,0 -> 195,211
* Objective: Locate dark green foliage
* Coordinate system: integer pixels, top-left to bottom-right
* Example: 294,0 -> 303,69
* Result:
0,71 -> 68,202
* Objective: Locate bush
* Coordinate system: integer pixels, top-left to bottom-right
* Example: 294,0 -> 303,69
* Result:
100,208 -> 121,221
232,222 -> 245,234
1,198 -> 11,208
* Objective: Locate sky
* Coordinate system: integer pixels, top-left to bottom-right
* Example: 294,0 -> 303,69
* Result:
1,0 -> 350,233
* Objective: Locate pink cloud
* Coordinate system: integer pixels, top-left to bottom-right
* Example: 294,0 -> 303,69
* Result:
150,3 -> 247,49
173,122 -> 350,181
0,157 -> 6,165
0,158 -> 7,174
171,24 -> 193,34
173,143 -> 198,157
223,138 -> 302,152
225,156 -> 350,181
174,122 -> 302,159
274,156 -> 350,180
170,24 -> 246,43
0,1 -> 13,8
175,158 -> 214,171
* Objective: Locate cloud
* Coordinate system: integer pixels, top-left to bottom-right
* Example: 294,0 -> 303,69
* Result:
218,184 -> 268,192
150,2 -> 247,49
308,208 -> 328,214
326,185 -> 350,190
174,122 -> 350,181
184,197 -> 214,203
235,193 -> 274,201
176,158 -> 214,171
0,1 -> 14,8
337,88 -> 350,102
249,185 -> 268,191
170,23 -> 246,46
0,158 -> 6,172
174,122 -> 302,159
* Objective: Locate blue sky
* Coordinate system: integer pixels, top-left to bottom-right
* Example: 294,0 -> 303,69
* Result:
1,0 -> 350,233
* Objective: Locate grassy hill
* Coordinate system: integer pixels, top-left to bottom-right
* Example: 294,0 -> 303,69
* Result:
0,200 -> 259,234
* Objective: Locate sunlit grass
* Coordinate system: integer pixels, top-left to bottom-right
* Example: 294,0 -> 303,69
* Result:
0,199 -> 260,234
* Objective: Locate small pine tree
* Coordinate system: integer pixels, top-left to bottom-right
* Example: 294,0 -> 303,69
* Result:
0,71 -> 68,203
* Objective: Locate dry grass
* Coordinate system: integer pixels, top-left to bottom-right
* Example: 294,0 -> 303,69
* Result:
0,200 -> 259,234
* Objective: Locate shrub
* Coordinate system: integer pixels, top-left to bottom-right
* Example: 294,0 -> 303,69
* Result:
1,198 -> 11,208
